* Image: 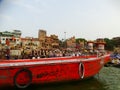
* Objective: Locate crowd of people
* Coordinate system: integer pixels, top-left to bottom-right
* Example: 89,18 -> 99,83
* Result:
0,47 -> 106,60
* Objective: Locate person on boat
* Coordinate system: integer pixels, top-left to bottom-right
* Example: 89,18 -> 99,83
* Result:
28,52 -> 33,59
48,50 -> 55,57
5,48 -> 10,60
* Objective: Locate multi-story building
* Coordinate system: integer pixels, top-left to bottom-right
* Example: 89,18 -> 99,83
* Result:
21,37 -> 40,50
0,30 -> 22,59
0,30 -> 21,47
38,29 -> 59,49
50,35 -> 59,48
38,29 -> 47,49
66,36 -> 76,50
94,38 -> 106,52
38,29 -> 46,41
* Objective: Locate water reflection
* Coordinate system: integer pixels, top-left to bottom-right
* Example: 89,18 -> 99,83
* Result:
96,67 -> 120,90
28,78 -> 106,90
1,76 -> 106,90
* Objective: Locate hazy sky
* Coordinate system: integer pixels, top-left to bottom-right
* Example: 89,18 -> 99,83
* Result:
0,0 -> 120,40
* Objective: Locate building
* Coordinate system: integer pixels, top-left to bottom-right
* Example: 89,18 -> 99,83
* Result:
38,29 -> 59,49
94,38 -> 106,52
66,36 -> 76,50
38,29 -> 46,41
0,30 -> 22,59
21,37 -> 40,50
38,29 -> 46,49
50,35 -> 59,48
0,30 -> 21,47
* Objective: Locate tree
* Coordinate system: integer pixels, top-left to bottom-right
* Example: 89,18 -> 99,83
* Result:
75,38 -> 87,49
76,38 -> 87,43
111,37 -> 120,47
104,38 -> 115,51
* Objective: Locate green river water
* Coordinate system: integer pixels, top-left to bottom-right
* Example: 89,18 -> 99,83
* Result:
1,66 -> 120,90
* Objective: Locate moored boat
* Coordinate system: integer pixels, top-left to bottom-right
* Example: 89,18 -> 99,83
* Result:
106,47 -> 120,67
0,54 -> 110,88
108,53 -> 120,67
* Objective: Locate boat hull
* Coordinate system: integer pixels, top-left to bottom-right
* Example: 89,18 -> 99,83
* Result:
0,54 -> 110,88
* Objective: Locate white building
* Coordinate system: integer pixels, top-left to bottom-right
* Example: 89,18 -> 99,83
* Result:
0,30 -> 22,45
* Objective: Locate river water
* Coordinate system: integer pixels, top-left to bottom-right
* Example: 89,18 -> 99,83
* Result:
1,66 -> 120,90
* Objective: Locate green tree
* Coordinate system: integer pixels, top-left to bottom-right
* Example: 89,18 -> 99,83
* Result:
111,37 -> 120,47
76,38 -> 87,43
104,38 -> 115,51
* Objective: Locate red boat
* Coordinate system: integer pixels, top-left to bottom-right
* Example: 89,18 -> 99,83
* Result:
0,54 -> 110,88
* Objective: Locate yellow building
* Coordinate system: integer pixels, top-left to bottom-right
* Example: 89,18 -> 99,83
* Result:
38,29 -> 59,49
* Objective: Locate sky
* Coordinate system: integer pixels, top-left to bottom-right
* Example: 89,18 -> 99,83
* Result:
0,0 -> 120,40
